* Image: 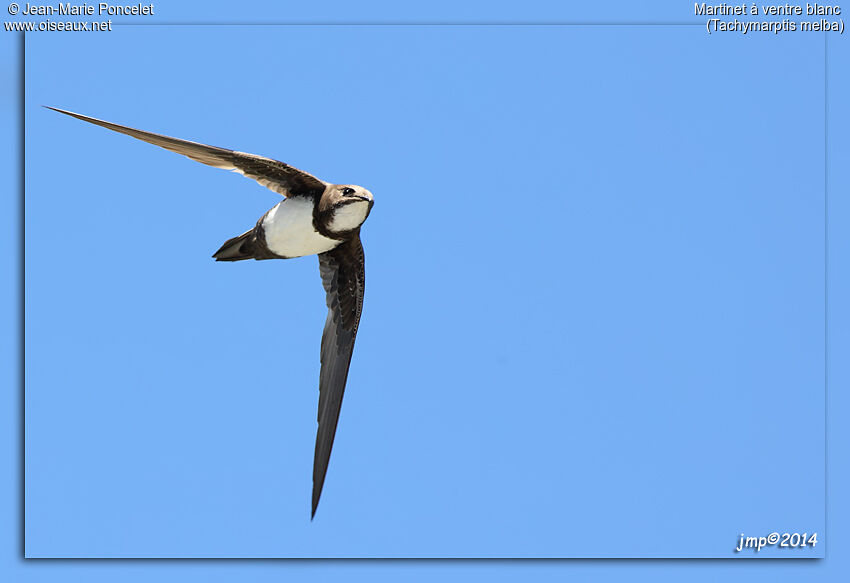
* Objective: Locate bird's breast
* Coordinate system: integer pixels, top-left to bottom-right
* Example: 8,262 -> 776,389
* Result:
261,197 -> 340,258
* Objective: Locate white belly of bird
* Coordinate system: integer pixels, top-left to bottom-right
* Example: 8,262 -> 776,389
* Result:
261,198 -> 340,258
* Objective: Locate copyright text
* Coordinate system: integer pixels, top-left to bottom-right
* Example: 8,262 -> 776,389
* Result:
13,3 -> 153,16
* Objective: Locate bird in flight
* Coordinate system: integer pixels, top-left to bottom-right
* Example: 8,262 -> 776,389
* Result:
48,107 -> 374,518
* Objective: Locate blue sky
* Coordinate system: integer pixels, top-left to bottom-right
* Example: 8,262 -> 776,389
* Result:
3,0 -> 849,580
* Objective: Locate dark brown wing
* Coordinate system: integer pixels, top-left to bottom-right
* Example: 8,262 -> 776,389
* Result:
46,107 -> 327,197
313,236 -> 366,518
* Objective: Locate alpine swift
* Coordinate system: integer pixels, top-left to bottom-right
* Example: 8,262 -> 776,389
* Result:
47,106 -> 374,518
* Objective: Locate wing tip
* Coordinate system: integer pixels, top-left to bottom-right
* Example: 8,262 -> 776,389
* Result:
44,106 -> 87,121
311,491 -> 320,520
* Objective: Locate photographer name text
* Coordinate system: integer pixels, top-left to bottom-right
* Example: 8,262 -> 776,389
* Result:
18,2 -> 153,16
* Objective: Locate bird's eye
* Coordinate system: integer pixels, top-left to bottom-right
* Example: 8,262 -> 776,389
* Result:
342,187 -> 355,196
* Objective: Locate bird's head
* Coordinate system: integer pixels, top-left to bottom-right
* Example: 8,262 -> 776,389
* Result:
324,184 -> 374,233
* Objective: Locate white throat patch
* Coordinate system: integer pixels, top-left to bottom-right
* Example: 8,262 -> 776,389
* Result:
328,201 -> 369,233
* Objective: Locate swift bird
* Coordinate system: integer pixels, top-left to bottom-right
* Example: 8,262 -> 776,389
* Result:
47,107 -> 374,518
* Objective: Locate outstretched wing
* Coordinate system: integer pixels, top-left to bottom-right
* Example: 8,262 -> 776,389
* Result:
46,107 -> 327,197
313,236 -> 366,518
